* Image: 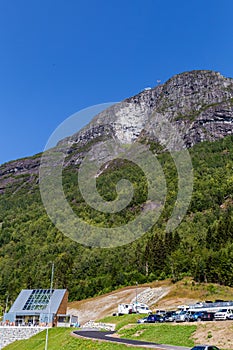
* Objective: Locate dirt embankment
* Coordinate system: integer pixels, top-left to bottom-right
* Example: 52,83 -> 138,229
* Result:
192,321 -> 233,350
68,285 -> 170,325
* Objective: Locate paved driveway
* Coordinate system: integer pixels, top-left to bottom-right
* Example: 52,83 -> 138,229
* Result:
73,329 -> 190,350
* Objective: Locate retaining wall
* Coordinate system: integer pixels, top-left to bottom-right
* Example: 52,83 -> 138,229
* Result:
0,326 -> 45,349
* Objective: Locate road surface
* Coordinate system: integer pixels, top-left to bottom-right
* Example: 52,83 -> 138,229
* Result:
73,329 -> 190,350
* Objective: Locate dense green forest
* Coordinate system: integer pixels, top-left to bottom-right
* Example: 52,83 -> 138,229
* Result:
1,135 -> 233,312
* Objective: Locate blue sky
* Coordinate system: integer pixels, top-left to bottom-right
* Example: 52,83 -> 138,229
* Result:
1,0 -> 233,164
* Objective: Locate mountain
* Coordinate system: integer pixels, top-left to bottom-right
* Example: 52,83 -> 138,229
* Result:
66,69 -> 233,149
1,70 -> 233,194
0,70 -> 233,308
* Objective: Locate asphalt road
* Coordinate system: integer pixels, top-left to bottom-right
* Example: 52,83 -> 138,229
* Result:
73,329 -> 190,350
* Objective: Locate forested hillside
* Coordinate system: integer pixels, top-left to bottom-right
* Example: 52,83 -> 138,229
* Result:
1,134 -> 233,312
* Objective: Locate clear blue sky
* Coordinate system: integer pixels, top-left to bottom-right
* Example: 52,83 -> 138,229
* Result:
1,0 -> 233,164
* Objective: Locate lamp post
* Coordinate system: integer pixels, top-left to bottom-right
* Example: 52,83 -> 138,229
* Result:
5,294 -> 9,314
135,282 -> 138,313
44,263 -> 54,350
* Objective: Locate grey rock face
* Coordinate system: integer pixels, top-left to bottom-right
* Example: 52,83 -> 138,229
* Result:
1,70 -> 233,192
68,70 -> 233,151
0,156 -> 40,193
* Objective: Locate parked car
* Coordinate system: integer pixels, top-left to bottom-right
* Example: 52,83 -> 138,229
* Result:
188,311 -> 204,322
155,309 -> 166,315
175,311 -> 190,322
137,316 -> 148,324
200,311 -> 215,321
214,308 -> 233,320
190,346 -> 220,350
144,314 -> 164,323
163,311 -> 176,322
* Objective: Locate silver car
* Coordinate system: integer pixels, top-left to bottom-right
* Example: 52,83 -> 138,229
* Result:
175,311 -> 190,322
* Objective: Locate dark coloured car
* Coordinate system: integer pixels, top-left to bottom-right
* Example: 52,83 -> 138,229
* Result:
190,346 -> 220,350
137,317 -> 148,324
200,311 -> 215,321
188,311 -> 204,322
144,314 -> 164,323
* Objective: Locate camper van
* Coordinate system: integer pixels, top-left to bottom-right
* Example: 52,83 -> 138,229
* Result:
118,302 -> 151,315
132,302 -> 152,314
118,303 -> 133,315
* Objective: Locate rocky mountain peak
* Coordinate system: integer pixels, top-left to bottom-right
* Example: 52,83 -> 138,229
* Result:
1,70 -> 233,192
68,70 -> 233,151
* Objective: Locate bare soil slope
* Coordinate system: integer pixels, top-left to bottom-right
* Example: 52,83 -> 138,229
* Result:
192,321 -> 233,350
68,284 -> 170,325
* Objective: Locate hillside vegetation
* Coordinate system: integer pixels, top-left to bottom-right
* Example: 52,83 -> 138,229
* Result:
1,135 -> 233,311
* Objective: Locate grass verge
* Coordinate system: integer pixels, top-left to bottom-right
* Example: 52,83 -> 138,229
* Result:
118,323 -> 196,347
3,328 -> 148,350
99,315 -> 196,346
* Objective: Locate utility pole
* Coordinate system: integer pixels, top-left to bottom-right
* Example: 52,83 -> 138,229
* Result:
44,263 -> 54,350
50,263 -> 54,291
135,282 -> 138,313
1,294 -> 9,350
5,294 -> 9,314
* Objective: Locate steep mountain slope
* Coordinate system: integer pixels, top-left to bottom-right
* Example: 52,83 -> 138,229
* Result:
67,70 -> 233,149
0,70 -> 233,309
1,70 -> 233,193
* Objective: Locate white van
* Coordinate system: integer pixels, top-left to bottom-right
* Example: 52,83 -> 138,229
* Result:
118,303 -> 133,315
118,302 -> 151,315
132,302 -> 152,314
214,308 -> 233,320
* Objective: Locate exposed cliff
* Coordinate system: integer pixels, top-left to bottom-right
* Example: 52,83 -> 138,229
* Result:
1,70 -> 233,192
67,70 -> 233,149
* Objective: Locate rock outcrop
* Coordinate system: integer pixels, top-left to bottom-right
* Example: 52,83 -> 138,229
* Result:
68,70 -> 233,149
1,70 -> 233,193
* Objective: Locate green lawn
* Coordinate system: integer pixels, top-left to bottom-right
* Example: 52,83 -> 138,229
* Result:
4,328 -> 147,350
4,317 -> 197,349
118,323 -> 196,347
99,315 -> 196,347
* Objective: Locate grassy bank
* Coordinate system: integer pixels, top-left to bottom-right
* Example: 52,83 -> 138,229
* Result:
118,323 -> 196,347
3,321 -> 197,350
4,328 -> 147,350
99,315 -> 196,347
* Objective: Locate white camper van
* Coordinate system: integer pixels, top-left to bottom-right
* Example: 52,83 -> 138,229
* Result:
118,302 -> 151,315
132,302 -> 152,314
118,303 -> 133,315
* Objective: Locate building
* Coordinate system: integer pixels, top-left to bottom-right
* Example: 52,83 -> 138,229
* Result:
3,289 -> 78,327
